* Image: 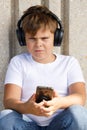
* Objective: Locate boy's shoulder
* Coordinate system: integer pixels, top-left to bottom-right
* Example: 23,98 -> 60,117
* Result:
56,53 -> 76,61
55,53 -> 79,66
10,52 -> 31,64
12,52 -> 30,60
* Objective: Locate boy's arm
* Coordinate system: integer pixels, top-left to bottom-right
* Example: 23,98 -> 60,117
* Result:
58,82 -> 86,108
68,82 -> 86,106
4,84 -> 26,114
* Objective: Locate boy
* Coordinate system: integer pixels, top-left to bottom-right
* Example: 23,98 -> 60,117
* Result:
0,5 -> 87,130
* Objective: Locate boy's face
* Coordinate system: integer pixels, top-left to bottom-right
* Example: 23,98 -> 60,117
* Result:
25,27 -> 55,63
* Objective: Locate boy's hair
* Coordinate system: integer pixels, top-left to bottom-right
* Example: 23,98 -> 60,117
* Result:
22,5 -> 58,35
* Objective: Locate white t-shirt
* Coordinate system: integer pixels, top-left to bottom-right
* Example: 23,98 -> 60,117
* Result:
4,53 -> 85,126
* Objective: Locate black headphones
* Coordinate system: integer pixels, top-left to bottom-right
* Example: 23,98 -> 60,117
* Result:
16,11 -> 64,46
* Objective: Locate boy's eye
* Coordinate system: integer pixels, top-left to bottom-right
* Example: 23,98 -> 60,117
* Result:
41,37 -> 49,40
29,38 -> 35,40
28,38 -> 36,41
42,37 -> 49,39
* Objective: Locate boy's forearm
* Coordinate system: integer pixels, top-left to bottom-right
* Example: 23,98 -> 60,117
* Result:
59,93 -> 86,109
4,99 -> 27,114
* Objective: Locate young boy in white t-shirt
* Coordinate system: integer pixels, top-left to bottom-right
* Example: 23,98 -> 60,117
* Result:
0,5 -> 87,130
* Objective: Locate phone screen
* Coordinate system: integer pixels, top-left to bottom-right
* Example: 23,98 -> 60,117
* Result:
36,86 -> 53,103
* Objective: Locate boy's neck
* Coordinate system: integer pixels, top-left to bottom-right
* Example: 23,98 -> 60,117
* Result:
32,54 -> 56,64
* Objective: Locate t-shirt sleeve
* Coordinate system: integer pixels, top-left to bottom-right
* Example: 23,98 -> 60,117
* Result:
67,57 -> 85,87
4,57 -> 23,87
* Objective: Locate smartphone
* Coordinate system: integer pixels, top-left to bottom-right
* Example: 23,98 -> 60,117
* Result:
36,86 -> 53,103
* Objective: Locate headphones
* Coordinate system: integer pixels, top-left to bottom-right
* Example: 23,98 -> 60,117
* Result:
16,11 -> 64,46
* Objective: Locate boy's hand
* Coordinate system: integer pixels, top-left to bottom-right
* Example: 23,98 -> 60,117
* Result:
37,91 -> 61,117
24,94 -> 45,116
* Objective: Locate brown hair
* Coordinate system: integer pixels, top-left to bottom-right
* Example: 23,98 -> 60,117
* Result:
22,5 -> 58,36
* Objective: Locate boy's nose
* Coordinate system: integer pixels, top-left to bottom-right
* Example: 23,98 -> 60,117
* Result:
35,39 -> 43,47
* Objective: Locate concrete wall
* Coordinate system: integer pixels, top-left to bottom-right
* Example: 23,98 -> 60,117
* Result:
0,0 -> 87,110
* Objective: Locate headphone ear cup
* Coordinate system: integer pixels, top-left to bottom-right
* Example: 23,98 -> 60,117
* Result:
54,28 -> 64,46
16,27 -> 26,46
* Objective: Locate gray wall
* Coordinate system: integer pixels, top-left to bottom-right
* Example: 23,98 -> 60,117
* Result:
0,0 -> 87,110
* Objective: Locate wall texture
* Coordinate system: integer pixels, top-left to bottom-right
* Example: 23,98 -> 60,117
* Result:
0,0 -> 87,110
